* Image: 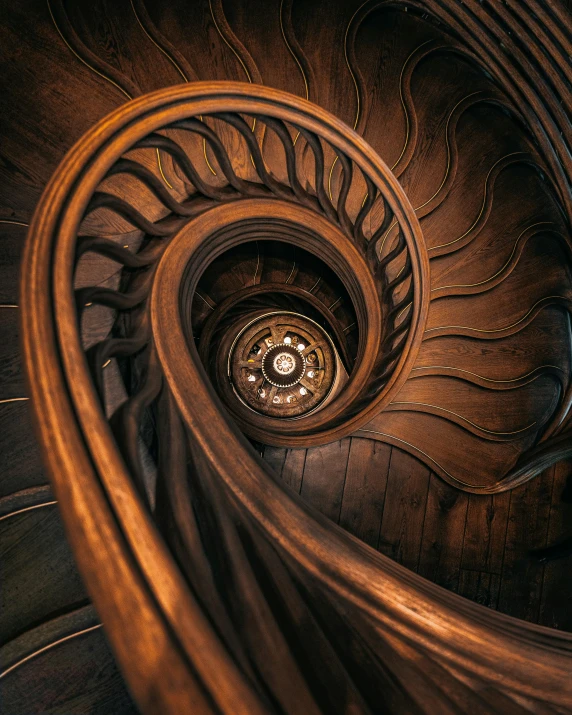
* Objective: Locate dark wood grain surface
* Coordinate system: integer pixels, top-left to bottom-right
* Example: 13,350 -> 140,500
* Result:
2,0 -> 572,712
265,444 -> 572,631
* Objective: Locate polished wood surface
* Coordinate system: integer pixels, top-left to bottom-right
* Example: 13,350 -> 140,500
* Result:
265,442 -> 572,629
2,1 -> 572,713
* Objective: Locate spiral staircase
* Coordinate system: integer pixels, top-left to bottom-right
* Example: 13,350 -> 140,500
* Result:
1,1 -> 572,713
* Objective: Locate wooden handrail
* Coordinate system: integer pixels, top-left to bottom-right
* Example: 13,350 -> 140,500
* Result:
21,78 -> 572,715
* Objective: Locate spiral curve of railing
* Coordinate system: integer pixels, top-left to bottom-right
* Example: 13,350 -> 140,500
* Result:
20,80 -> 572,714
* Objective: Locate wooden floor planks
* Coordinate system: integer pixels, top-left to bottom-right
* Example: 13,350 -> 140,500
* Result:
538,460 -> 572,630
458,571 -> 501,610
497,467 -> 554,623
300,440 -> 350,524
461,492 -> 511,577
418,474 -> 468,592
338,439 -> 391,549
263,441 -> 572,631
376,448 -> 431,572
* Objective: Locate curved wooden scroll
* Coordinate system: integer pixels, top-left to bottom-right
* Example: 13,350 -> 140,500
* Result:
20,80 -> 572,714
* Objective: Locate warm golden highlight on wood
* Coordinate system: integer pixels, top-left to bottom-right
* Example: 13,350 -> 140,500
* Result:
1,1 -> 571,713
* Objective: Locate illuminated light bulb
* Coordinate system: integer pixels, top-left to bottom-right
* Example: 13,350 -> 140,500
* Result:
297,343 -> 306,351
273,395 -> 281,404
247,374 -> 256,382
258,389 -> 266,399
299,387 -> 307,396
284,336 -> 292,344
307,370 -> 315,378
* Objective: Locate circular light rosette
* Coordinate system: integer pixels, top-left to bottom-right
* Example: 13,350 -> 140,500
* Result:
261,344 -> 306,388
226,312 -> 337,419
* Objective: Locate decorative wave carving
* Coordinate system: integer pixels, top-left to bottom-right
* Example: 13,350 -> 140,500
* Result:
410,364 -> 565,392
47,0 -> 136,99
209,0 -> 262,84
425,295 -> 572,341
431,223 -> 570,297
387,400 -> 543,442
378,121 -> 542,259
428,154 -> 554,256
279,0 -> 312,104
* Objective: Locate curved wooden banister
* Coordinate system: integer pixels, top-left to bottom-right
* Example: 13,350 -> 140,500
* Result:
21,73 -> 572,715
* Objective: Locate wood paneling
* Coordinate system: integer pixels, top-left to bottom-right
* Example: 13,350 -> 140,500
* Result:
377,449 -> 431,571
281,448 -> 307,494
264,445 -> 572,631
338,438 -> 390,548
462,492 -> 511,575
458,571 -> 501,610
539,460 -> 572,631
300,440 -> 350,523
497,468 -> 554,622
418,474 -> 468,592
